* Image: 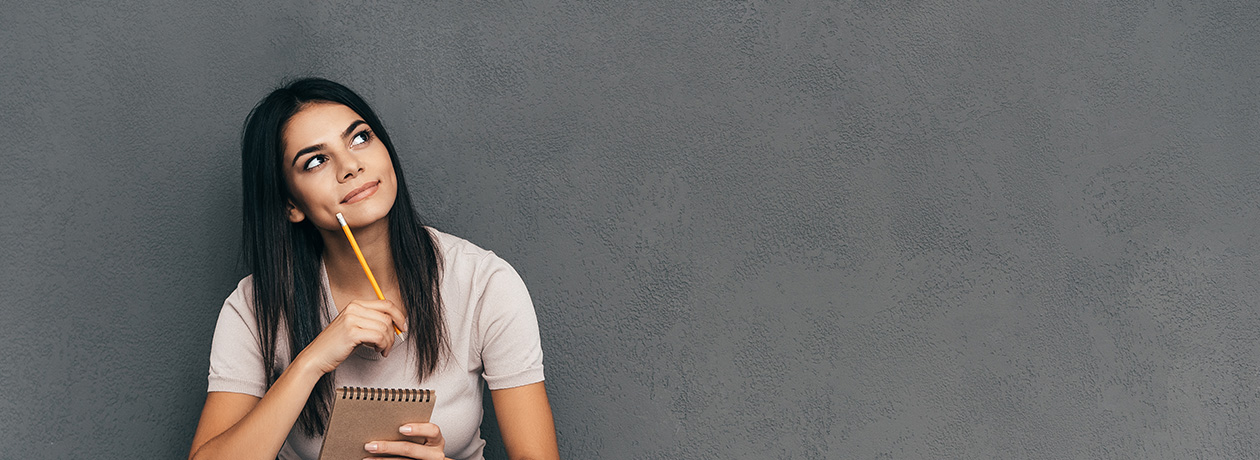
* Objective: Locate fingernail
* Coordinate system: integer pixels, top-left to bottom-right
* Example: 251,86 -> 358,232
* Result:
399,425 -> 412,434
365,442 -> 378,452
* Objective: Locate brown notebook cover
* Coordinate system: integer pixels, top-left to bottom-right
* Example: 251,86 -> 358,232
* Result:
317,387 -> 436,460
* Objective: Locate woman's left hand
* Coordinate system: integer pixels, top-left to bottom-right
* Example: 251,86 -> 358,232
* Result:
364,422 -> 447,460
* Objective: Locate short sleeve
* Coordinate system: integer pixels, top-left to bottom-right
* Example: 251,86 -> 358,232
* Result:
206,277 -> 268,397
474,255 -> 546,390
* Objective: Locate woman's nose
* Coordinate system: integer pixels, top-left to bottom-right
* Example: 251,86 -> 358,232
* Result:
339,152 -> 364,181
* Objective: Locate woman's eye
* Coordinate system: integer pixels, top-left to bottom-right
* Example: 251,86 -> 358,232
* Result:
303,154 -> 327,170
350,130 -> 372,148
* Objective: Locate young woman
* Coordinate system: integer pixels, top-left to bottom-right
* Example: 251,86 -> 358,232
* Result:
189,78 -> 559,460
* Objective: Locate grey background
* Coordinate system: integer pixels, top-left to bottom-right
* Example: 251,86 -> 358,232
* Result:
2,0 -> 1258,458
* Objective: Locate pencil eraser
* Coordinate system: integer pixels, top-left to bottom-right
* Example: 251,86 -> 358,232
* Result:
336,213 -> 347,227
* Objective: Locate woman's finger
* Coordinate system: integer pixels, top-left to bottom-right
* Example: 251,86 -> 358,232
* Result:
341,307 -> 396,339
341,301 -> 395,325
346,299 -> 408,334
363,440 -> 442,459
366,298 -> 408,334
399,422 -> 443,440
350,324 -> 394,357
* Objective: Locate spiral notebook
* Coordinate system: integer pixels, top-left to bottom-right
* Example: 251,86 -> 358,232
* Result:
317,387 -> 437,460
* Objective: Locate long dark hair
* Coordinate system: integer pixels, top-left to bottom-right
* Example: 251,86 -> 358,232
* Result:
240,78 -> 445,437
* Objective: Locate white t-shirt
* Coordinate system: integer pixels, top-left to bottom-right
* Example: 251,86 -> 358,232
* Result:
206,228 -> 545,460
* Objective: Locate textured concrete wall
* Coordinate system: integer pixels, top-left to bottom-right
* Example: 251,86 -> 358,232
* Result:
3,1 -> 1259,458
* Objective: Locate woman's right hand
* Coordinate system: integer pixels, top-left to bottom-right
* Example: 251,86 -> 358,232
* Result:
294,299 -> 407,375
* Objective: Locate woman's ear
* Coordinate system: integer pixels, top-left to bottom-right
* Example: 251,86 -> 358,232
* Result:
286,201 -> 306,223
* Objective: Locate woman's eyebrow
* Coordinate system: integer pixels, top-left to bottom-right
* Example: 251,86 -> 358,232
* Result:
291,120 -> 368,166
342,120 -> 366,138
292,144 -> 325,165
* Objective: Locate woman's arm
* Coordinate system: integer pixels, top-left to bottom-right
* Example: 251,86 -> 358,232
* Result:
492,382 -> 560,460
188,358 -> 324,460
189,298 -> 409,460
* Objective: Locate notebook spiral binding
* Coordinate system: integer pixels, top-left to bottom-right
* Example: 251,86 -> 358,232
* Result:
339,387 -> 433,403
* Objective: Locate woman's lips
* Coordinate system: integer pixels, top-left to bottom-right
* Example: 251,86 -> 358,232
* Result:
341,180 -> 380,204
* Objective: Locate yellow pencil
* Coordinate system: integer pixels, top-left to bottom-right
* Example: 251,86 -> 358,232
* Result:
336,212 -> 403,336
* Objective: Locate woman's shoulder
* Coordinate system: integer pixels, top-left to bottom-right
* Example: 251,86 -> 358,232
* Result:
426,226 -> 503,265
424,226 -> 521,281
220,274 -> 258,316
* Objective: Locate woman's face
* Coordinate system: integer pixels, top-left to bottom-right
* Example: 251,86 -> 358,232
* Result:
280,102 -> 398,230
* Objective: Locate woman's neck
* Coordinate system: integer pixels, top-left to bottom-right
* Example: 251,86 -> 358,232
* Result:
319,218 -> 397,300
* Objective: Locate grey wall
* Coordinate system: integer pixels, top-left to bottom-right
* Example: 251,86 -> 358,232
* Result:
3,1 -> 1259,458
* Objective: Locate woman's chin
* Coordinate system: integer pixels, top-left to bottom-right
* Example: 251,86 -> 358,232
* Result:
337,203 -> 394,228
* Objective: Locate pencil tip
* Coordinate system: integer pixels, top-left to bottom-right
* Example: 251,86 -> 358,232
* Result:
336,213 -> 347,227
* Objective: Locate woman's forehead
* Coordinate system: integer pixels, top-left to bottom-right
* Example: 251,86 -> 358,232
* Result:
286,103 -> 360,137
282,102 -> 362,155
